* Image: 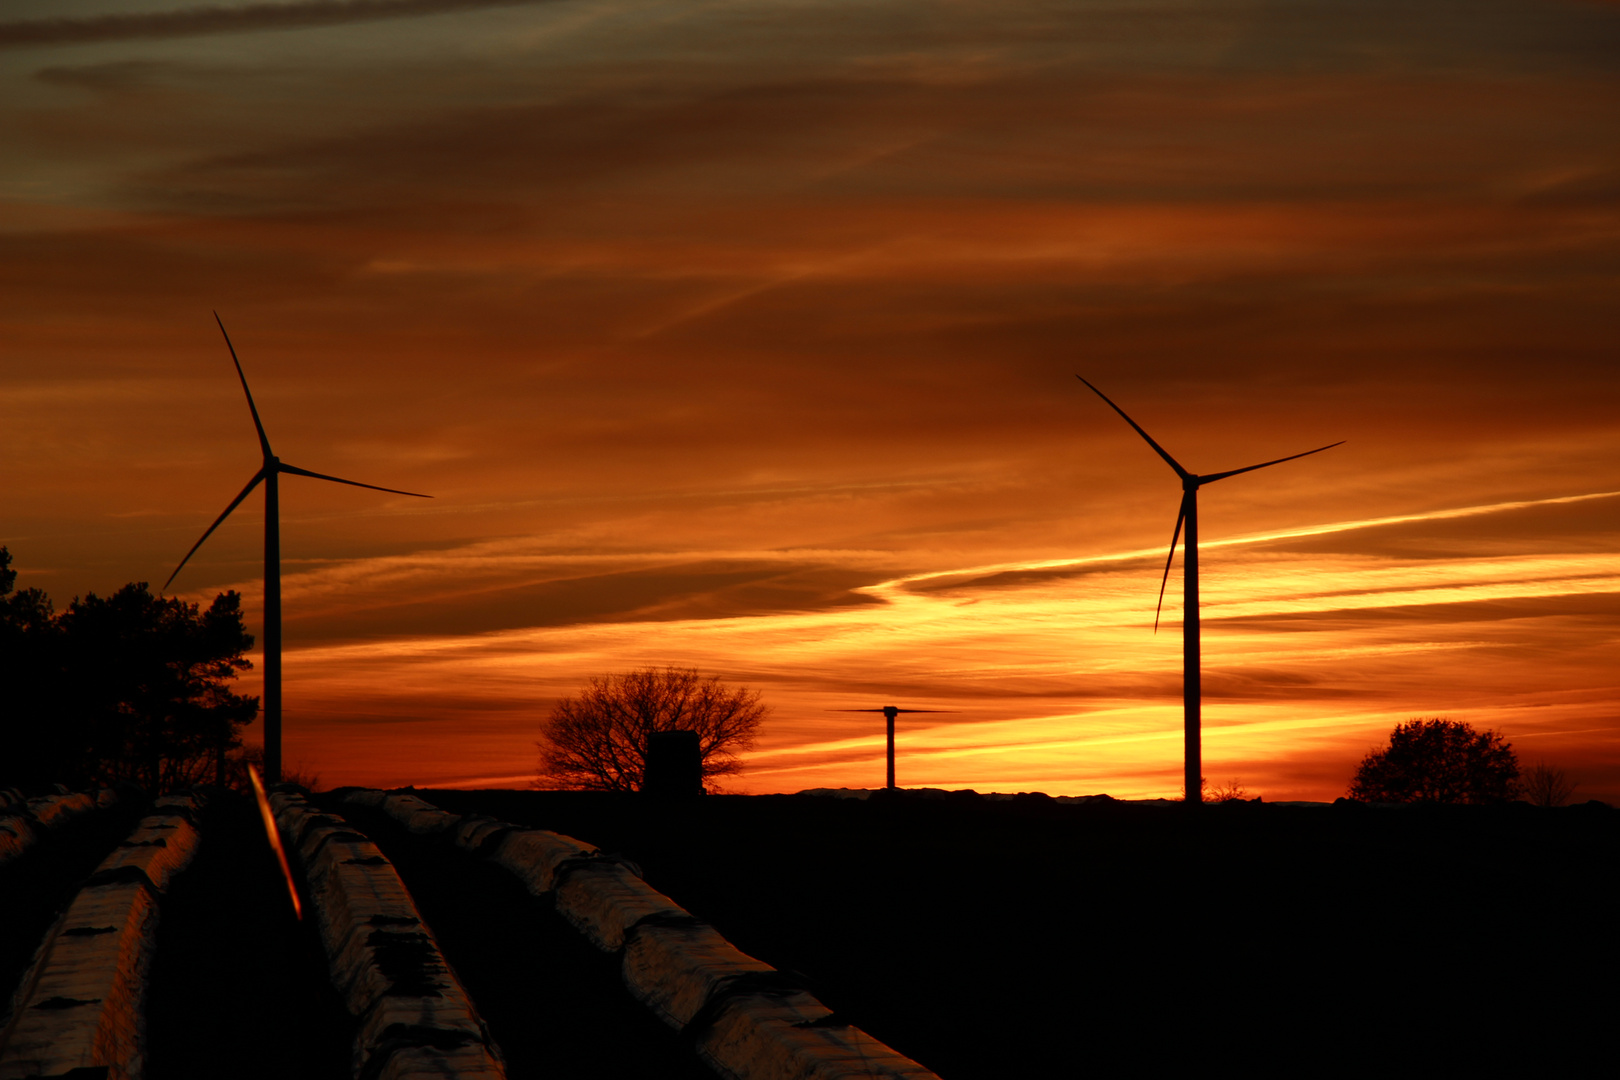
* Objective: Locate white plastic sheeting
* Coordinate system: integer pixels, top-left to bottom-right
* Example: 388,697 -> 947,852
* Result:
343,790 -> 941,1080
698,987 -> 940,1080
270,791 -> 506,1080
0,787 -> 119,868
0,794 -> 202,1080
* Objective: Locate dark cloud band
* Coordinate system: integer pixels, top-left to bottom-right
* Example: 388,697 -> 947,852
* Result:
0,0 -> 553,48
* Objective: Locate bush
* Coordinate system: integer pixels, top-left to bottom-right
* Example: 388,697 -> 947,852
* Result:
1348,718 -> 1519,804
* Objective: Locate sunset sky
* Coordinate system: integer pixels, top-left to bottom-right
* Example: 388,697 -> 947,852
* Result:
4,0 -> 1618,801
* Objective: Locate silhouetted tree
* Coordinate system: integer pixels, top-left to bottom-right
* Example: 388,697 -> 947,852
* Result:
1522,761 -> 1576,807
0,548 -> 258,791
57,584 -> 258,791
1348,717 -> 1520,804
2,546 -> 65,787
536,667 -> 766,792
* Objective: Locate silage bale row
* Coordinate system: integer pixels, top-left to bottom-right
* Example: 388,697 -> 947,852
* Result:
343,790 -> 940,1080
0,785 -> 128,869
268,789 -> 506,1080
377,792 -> 463,838
0,794 -> 203,1080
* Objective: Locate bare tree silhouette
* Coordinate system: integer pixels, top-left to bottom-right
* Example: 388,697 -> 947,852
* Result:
1522,761 -> 1576,807
535,667 -> 766,792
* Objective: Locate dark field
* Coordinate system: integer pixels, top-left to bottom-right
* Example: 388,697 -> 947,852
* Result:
395,790 -> 1619,1075
145,796 -> 352,1080
6,790 -> 1616,1077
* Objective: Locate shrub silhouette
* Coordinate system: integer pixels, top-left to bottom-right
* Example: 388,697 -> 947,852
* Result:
535,666 -> 766,792
1348,717 -> 1520,804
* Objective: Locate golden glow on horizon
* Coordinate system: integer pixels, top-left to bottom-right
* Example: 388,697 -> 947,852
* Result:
267,491 -> 1620,800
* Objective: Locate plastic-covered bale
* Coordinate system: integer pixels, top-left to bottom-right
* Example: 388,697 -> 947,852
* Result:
487,830 -> 597,895
0,879 -> 158,1080
550,855 -> 690,952
695,990 -> 939,1080
1,786 -> 133,868
0,815 -> 39,868
451,816 -> 515,856
94,804 -> 201,896
268,795 -> 506,1080
379,793 -> 462,838
302,834 -> 415,971
389,793 -> 942,1080
342,789 -> 389,810
0,795 -> 203,1080
622,918 -> 776,1028
25,792 -> 95,831
369,1044 -> 508,1080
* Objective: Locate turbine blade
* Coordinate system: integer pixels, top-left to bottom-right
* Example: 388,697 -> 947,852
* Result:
1200,440 -> 1345,485
215,312 -> 273,459
1075,375 -> 1189,480
832,708 -> 953,713
276,462 -> 432,498
1154,496 -> 1188,633
162,468 -> 266,592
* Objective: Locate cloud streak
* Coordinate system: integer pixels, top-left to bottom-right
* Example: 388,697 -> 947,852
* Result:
0,0 -> 554,48
6,0 -> 1618,801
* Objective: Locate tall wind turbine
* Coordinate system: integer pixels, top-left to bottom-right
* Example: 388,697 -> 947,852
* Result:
164,314 -> 430,783
1076,376 -> 1341,804
836,705 -> 951,790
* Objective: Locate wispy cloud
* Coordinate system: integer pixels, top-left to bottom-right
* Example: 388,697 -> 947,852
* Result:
254,486 -> 1620,797
0,0 -> 554,49
884,489 -> 1620,598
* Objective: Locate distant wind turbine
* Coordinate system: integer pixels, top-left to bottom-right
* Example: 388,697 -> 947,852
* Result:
835,705 -> 952,790
1076,376 -> 1342,805
164,313 -> 431,783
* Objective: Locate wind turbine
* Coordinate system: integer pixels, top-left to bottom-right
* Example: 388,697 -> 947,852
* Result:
164,313 -> 431,783
836,706 -> 951,790
1076,376 -> 1341,805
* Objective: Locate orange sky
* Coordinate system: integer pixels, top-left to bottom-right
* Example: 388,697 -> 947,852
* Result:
4,0 -> 1618,801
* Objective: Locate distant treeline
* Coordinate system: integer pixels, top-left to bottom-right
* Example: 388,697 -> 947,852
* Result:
0,546 -> 257,793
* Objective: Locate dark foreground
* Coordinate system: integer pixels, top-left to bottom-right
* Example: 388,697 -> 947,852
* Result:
6,790 -> 1616,1077
404,790 -> 1618,1075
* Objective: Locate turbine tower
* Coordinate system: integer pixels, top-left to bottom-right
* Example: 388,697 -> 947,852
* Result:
837,705 -> 950,790
164,314 -> 430,783
1076,376 -> 1341,804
